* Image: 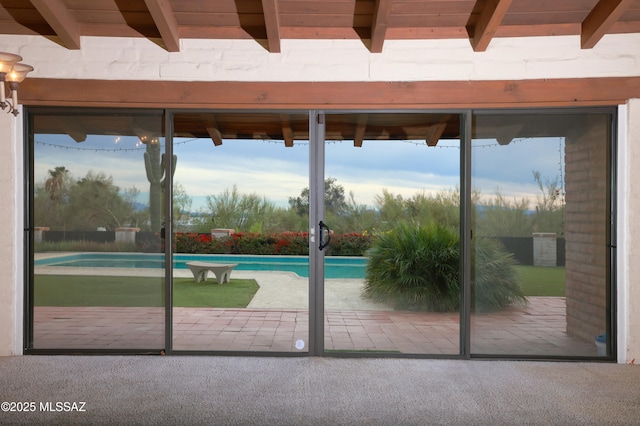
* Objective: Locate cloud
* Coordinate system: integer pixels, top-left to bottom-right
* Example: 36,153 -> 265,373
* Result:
33,131 -> 565,214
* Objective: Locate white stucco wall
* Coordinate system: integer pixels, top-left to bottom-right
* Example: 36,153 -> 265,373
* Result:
0,109 -> 22,356
0,33 -> 638,359
0,33 -> 639,82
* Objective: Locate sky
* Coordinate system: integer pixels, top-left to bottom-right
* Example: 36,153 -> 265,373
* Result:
33,128 -> 565,213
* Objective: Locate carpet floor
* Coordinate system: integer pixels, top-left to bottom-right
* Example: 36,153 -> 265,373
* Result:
1,356 -> 639,425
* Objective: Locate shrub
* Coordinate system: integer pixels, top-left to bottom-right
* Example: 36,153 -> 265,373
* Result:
174,231 -> 372,256
35,240 -> 137,253
472,237 -> 527,312
325,232 -> 373,256
363,223 -> 461,311
174,231 -> 311,255
362,223 -> 526,312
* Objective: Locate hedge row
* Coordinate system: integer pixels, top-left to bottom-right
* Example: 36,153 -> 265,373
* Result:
174,232 -> 372,256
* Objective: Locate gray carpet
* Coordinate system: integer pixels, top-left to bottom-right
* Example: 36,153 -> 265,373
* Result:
1,356 -> 639,425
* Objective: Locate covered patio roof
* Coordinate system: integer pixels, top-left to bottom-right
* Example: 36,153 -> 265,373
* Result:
31,110 -> 594,147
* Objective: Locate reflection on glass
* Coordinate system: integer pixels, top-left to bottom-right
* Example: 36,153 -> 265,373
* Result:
171,113 -> 310,353
323,113 -> 461,355
31,112 -> 165,350
471,113 -> 611,357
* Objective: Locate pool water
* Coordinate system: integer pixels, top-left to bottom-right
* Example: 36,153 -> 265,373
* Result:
35,253 -> 367,279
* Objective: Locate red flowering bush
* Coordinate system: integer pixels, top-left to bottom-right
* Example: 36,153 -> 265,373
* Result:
174,231 -> 371,256
325,232 -> 373,256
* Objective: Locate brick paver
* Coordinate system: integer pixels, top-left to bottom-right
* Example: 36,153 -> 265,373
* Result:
32,297 -> 599,356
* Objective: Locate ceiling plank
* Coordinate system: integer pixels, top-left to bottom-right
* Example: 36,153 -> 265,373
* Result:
281,114 -> 293,146
354,114 -> 368,147
143,0 -> 181,52
261,0 -> 282,53
581,0 -> 634,49
425,122 -> 447,147
29,0 -> 81,49
467,0 -> 513,52
370,0 -> 394,53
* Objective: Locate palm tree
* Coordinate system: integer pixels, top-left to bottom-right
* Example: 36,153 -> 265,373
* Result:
45,166 -> 69,201
44,166 -> 69,227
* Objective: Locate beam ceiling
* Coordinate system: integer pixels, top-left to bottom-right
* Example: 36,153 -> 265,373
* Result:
0,0 -> 636,53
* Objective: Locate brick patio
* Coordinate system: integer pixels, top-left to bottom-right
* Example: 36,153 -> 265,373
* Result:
32,297 -> 598,356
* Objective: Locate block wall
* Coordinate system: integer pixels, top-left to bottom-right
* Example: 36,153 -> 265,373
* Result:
564,116 -> 609,342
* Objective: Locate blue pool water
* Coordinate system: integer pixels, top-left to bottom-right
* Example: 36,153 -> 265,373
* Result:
34,253 -> 367,279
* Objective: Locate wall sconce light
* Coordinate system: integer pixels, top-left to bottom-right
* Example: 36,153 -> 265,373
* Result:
0,52 -> 34,116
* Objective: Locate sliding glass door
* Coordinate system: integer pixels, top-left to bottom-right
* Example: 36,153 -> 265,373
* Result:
26,107 -> 615,359
170,112 -> 310,353
320,113 -> 463,355
470,111 -> 613,357
29,110 -> 165,350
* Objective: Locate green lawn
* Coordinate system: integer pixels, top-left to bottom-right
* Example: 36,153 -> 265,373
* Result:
34,265 -> 564,308
514,265 -> 565,297
34,275 -> 259,308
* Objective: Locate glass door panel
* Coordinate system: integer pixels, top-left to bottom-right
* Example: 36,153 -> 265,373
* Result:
30,111 -> 165,350
322,113 -> 462,355
171,112 -> 310,353
471,112 -> 612,357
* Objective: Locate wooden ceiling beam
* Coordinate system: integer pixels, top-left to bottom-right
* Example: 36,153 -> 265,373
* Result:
143,0 -> 181,52
29,0 -> 81,49
261,0 -> 282,53
425,122 -> 448,147
370,0 -> 394,53
354,114 -> 369,147
20,78 -> 640,109
204,118 -> 223,146
52,117 -> 87,142
495,124 -> 524,145
467,0 -> 513,52
581,0 -> 634,49
281,114 -> 293,146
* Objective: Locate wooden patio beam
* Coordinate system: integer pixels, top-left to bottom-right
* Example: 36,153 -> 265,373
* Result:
581,0 -> 634,49
143,0 -> 181,52
467,0 -> 513,52
281,114 -> 294,146
29,0 -> 81,50
60,117 -> 87,143
425,122 -> 448,147
204,118 -> 223,146
354,114 -> 369,147
19,78 -> 640,109
261,0 -> 282,53
496,124 -> 524,145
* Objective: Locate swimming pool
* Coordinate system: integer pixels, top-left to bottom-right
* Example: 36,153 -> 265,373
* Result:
34,253 -> 368,279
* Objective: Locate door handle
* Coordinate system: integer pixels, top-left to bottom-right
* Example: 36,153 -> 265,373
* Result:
319,220 -> 331,251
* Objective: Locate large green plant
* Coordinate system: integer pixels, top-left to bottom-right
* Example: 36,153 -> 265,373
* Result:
363,223 -> 460,312
471,237 -> 527,312
363,223 -> 526,312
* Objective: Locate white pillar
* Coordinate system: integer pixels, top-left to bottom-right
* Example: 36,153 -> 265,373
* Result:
532,233 -> 557,267
622,99 -> 640,363
115,227 -> 140,244
0,107 -> 22,356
